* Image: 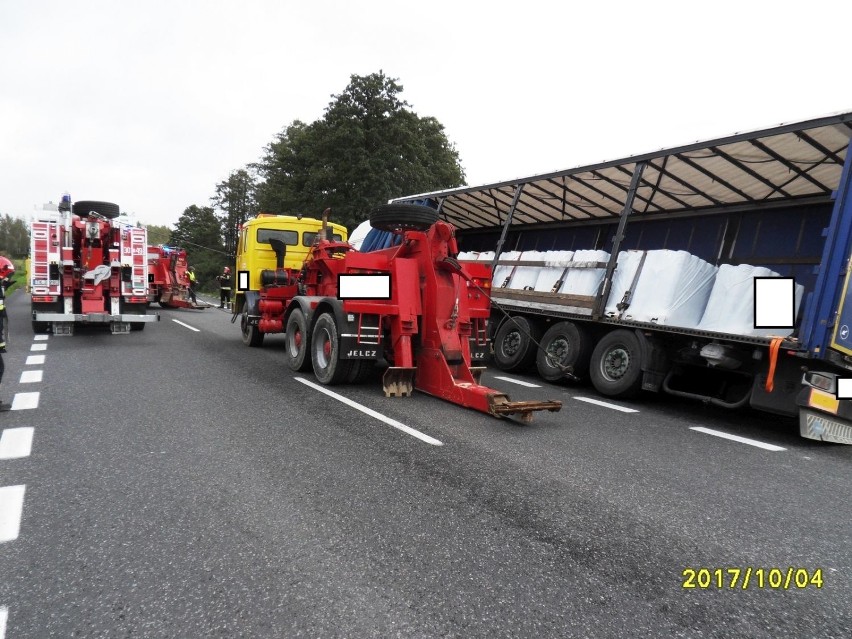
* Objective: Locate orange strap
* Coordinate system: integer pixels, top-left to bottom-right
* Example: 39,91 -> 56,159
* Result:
765,337 -> 783,393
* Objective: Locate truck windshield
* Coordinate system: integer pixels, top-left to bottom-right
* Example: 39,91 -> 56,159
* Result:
303,231 -> 343,246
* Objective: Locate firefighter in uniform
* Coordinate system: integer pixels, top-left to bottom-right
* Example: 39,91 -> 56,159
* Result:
187,266 -> 198,305
0,257 -> 16,411
216,266 -> 232,309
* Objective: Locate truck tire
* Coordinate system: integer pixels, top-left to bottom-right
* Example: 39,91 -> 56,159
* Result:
369,204 -> 439,232
493,316 -> 541,372
32,320 -> 50,334
311,312 -> 352,384
285,308 -> 312,372
346,360 -> 376,384
71,200 -> 120,219
241,309 -> 264,347
536,321 -> 592,382
590,329 -> 643,398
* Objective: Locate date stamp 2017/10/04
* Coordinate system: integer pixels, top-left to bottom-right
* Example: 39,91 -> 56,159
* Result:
682,567 -> 824,590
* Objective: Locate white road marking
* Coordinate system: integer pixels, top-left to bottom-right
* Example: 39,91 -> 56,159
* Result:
0,428 -> 34,460
493,376 -> 541,388
29,344 -> 47,352
33,335 -> 49,341
25,355 -> 45,365
295,377 -> 443,446
0,605 -> 7,639
0,485 -> 26,543
690,427 -> 786,451
172,319 -> 200,332
573,396 -> 639,413
20,370 -> 42,384
11,393 -> 39,411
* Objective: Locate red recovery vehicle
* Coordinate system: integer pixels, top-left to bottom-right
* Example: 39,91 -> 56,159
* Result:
147,245 -> 203,309
30,197 -> 159,334
238,204 -> 562,421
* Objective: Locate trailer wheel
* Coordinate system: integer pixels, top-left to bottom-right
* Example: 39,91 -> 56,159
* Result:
311,312 -> 351,384
285,308 -> 311,372
130,323 -> 145,331
536,321 -> 592,382
32,320 -> 50,334
493,316 -> 541,372
369,204 -> 439,232
71,200 -> 120,219
241,309 -> 264,347
590,329 -> 643,398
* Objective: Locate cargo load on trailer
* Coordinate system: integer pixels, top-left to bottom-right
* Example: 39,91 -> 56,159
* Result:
30,195 -> 159,334
232,207 -> 561,421
147,244 -> 203,309
391,112 -> 852,443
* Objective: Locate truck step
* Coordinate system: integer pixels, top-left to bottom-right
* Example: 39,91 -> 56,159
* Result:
52,322 -> 74,336
110,322 -> 131,334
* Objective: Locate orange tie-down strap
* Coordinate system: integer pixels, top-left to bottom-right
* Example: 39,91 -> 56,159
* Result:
765,337 -> 784,393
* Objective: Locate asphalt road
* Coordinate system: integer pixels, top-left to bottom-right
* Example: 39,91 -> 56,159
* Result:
1,290 -> 850,638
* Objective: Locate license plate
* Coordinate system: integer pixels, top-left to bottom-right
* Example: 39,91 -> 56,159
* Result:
808,388 -> 839,415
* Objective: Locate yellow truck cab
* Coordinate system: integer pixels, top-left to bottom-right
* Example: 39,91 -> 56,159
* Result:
233,213 -> 348,316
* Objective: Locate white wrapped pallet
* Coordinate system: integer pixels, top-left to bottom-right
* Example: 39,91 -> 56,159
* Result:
697,264 -> 805,337
507,250 -> 547,290
559,249 -> 610,295
533,251 -> 575,292
606,250 -> 717,327
457,251 -> 479,260
604,251 -> 646,316
492,251 -> 521,288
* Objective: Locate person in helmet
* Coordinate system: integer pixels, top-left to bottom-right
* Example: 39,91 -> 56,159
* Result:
186,266 -> 198,305
0,256 -> 15,411
216,266 -> 232,310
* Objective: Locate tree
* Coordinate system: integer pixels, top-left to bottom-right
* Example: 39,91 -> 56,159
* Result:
145,224 -> 172,246
170,205 -> 227,291
255,71 -> 465,230
0,214 -> 29,258
211,168 -> 257,258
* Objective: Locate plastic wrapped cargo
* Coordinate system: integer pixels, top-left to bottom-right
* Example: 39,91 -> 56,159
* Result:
506,250 -> 547,290
697,264 -> 805,337
607,250 -> 717,328
491,251 -> 521,288
532,251 -> 576,292
558,249 -> 610,295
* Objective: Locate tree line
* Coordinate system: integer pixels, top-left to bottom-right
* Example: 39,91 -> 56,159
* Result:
168,71 -> 465,290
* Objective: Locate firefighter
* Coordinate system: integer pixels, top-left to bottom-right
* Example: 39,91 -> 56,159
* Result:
0,257 -> 15,411
216,266 -> 232,309
187,266 -> 198,305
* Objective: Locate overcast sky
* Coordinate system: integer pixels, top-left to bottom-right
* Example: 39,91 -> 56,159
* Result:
2,0 -> 851,229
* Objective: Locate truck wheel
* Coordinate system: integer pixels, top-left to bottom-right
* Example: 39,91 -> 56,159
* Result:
369,204 -> 439,232
590,329 -> 643,398
285,308 -> 311,372
536,321 -> 592,382
32,321 -> 50,334
311,312 -> 351,384
346,360 -> 376,384
493,316 -> 541,372
71,200 -> 120,219
241,309 -> 264,347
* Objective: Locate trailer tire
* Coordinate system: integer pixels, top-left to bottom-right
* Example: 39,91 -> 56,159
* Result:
311,312 -> 351,384
130,323 -> 145,331
536,321 -> 592,382
493,316 -> 541,372
590,329 -> 643,398
71,200 -> 120,219
285,308 -> 312,372
369,204 -> 439,232
32,320 -> 50,334
241,309 -> 264,347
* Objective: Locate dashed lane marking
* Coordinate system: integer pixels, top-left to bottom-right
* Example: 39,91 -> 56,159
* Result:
11,393 -> 39,411
19,370 -> 42,384
29,344 -> 47,352
0,428 -> 34,460
493,376 -> 542,388
295,377 -> 443,446
171,319 -> 200,332
573,396 -> 639,413
25,355 -> 45,365
0,605 -> 7,639
33,335 -> 49,341
690,426 -> 786,451
0,485 -> 25,543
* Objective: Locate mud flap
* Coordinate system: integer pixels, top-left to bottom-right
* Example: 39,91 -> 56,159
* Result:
383,367 -> 416,397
